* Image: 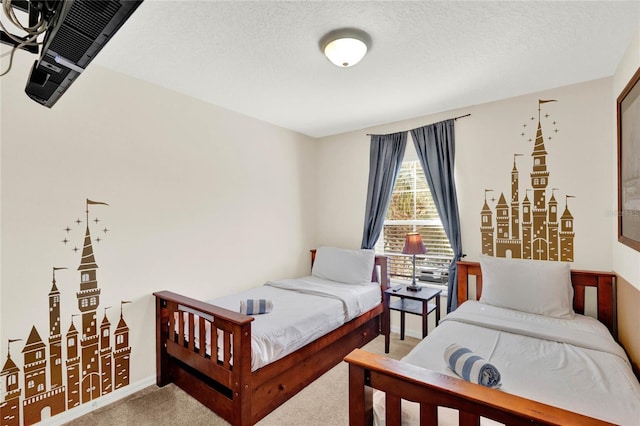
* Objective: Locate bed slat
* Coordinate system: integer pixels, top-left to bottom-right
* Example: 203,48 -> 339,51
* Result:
187,313 -> 195,352
178,309 -> 185,347
198,316 -> 206,356
223,332 -> 231,369
459,411 -> 480,426
385,393 -> 401,425
420,403 -> 437,425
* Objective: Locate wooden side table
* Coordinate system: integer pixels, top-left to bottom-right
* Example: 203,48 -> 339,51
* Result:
384,286 -> 442,353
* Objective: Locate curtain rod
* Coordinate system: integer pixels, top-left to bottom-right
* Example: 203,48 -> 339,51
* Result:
366,113 -> 471,136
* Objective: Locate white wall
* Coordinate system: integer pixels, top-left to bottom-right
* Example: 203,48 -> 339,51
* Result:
613,28 -> 640,291
317,78 -> 614,272
1,52 -> 316,420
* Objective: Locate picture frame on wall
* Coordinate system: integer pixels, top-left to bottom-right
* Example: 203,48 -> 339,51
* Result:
617,66 -> 640,252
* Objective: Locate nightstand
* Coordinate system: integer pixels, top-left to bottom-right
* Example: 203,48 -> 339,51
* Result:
384,286 -> 442,353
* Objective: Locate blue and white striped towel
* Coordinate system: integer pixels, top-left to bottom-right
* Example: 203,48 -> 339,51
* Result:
240,299 -> 273,315
444,343 -> 502,388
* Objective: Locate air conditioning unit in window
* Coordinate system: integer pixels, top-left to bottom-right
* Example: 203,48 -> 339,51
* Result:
418,267 -> 448,284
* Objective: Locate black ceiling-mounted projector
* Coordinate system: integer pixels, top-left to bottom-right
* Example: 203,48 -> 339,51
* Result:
1,0 -> 143,107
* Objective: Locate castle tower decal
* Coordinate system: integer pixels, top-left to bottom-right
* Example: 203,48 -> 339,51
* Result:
66,317 -> 81,410
0,199 -> 133,425
49,268 -> 65,390
480,191 -> 494,256
77,213 -> 102,403
99,309 -> 113,396
480,100 -> 576,261
21,327 -> 66,425
560,199 -> 576,261
1,341 -> 22,426
113,302 -> 132,390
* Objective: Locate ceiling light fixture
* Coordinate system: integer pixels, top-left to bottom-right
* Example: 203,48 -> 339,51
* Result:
320,28 -> 371,68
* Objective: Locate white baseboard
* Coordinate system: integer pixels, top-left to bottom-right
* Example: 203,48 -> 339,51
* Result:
39,375 -> 156,425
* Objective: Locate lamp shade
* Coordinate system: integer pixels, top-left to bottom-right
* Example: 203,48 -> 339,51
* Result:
402,233 -> 427,255
320,28 -> 371,68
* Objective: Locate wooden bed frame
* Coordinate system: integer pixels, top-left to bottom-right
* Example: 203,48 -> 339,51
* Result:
154,251 -> 389,426
346,260 -> 618,426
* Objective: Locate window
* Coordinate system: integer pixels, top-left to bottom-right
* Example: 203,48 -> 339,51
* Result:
375,160 -> 453,284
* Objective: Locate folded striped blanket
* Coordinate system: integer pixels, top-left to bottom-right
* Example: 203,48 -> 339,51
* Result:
444,343 -> 501,388
240,299 -> 273,315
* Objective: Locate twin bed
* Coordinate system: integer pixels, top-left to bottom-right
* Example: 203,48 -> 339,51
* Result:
346,257 -> 640,426
155,248 -> 640,425
154,247 -> 389,426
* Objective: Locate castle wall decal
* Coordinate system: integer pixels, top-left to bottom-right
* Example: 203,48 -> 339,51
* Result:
480,99 -> 576,261
1,199 -> 133,426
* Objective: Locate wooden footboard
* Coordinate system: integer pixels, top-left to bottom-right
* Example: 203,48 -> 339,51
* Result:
155,290 -> 254,425
345,349 -> 614,426
155,291 -> 384,426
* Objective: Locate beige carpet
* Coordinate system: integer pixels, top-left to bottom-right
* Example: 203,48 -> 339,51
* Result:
63,334 -> 419,426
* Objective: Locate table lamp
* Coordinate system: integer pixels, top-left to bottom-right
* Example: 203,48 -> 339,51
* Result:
402,232 -> 427,291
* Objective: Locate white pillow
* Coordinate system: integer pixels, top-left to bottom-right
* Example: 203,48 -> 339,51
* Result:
479,255 -> 574,319
311,247 -> 375,285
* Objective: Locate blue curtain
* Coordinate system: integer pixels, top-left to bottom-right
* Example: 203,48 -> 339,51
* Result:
361,132 -> 408,249
410,119 -> 463,313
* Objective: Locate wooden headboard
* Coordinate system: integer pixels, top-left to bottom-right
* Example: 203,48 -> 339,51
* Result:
457,260 -> 617,339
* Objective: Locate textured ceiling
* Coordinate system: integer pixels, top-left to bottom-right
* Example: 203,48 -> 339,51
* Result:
93,1 -> 640,138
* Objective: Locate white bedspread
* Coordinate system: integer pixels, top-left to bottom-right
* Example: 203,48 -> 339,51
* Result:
375,301 -> 640,425
182,276 -> 380,371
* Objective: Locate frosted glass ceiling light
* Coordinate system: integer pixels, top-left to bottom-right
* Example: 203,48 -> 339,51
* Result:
320,28 -> 371,68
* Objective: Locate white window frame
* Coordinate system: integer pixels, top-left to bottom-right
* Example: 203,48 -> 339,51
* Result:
375,158 -> 453,289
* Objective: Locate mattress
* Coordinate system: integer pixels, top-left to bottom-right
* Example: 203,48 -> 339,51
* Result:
179,275 -> 381,371
374,300 -> 640,425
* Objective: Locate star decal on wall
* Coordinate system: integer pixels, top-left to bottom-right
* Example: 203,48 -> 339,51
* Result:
60,200 -> 112,254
